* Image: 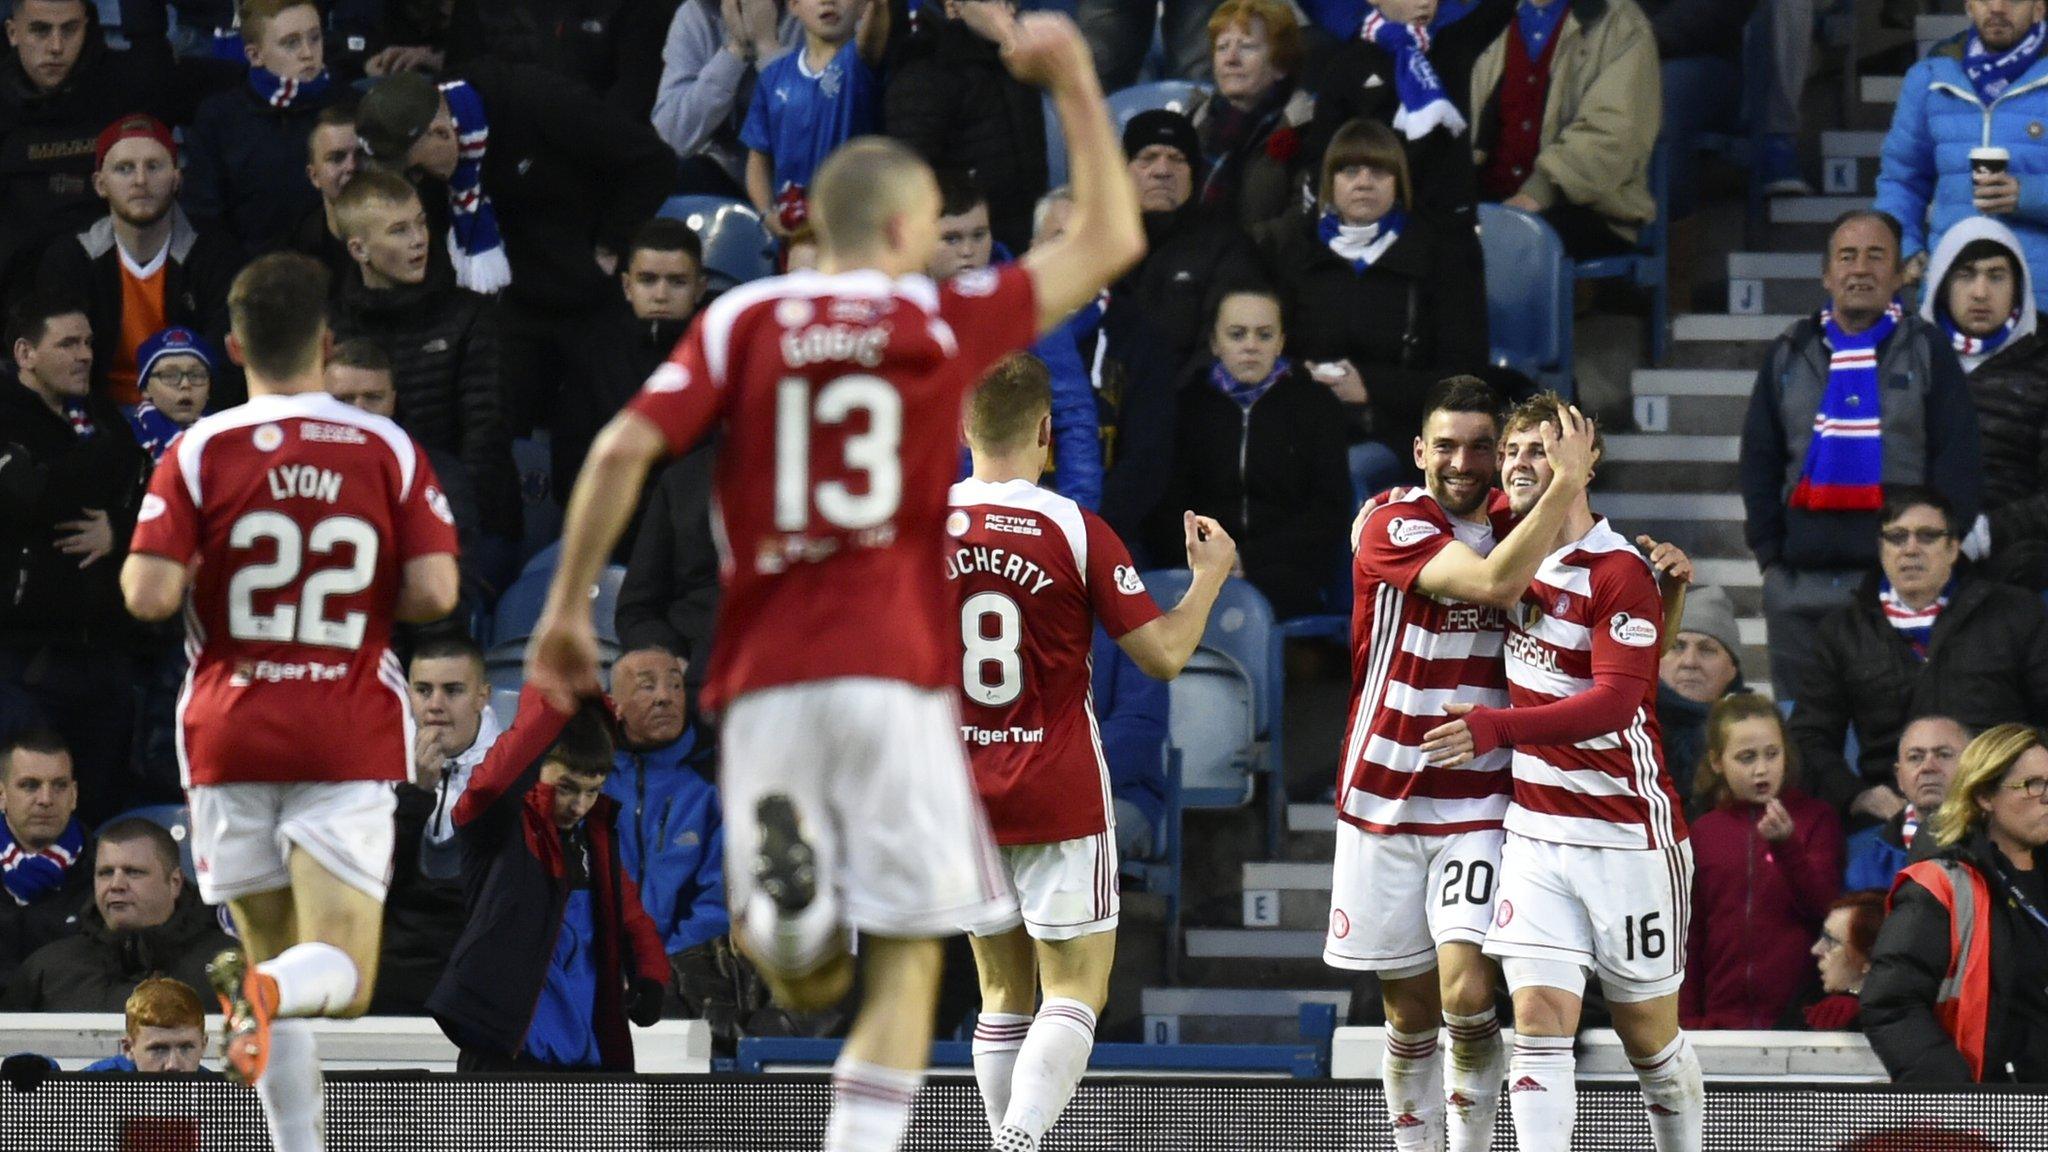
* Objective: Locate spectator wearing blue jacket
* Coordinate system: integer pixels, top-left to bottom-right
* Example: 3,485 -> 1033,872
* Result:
1875,2 -> 2048,311
605,647 -> 728,995
934,174 -> 1104,510
1090,627 -> 1169,860
1842,715 -> 1967,892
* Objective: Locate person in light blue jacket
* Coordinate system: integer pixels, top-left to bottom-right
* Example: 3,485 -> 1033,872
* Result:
604,646 -> 727,969
1874,3 -> 2048,311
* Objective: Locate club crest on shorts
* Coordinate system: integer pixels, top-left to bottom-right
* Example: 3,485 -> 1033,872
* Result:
1329,909 -> 1350,939
1609,613 -> 1659,648
1494,899 -> 1514,928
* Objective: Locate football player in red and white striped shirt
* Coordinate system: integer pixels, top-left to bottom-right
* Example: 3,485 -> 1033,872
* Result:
950,355 -> 1234,1152
525,15 -> 1146,1152
1331,377 -> 1596,1152
1421,393 -> 1702,1152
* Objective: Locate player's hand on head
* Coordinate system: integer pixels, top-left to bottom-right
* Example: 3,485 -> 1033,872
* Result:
1419,703 -> 1478,768
1635,535 -> 1693,586
1183,512 -> 1236,576
526,615 -> 603,714
1544,405 -> 1597,488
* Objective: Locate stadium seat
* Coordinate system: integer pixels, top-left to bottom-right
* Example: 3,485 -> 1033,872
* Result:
658,195 -> 776,290
1573,139 -> 1671,365
1165,648 -> 1258,806
491,567 -> 550,650
509,434 -> 561,565
106,803 -> 195,882
1106,80 -> 1210,134
1142,570 -> 1286,855
1119,747 -> 1186,982
1477,203 -> 1573,398
489,685 -> 523,724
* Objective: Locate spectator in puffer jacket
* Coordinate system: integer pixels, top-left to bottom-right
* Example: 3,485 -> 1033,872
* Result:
1681,694 -> 1845,1031
885,0 -> 1048,254
603,647 -> 727,1003
328,168 -> 520,571
180,0 -> 338,258
1790,487 -> 2048,829
444,0 -> 679,116
430,692 -> 669,1072
1843,715 -> 1966,894
1918,216 -> 2048,589
1876,2 -> 2048,311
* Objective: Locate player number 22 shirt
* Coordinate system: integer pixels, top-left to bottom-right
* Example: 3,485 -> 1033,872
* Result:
128,393 -> 459,788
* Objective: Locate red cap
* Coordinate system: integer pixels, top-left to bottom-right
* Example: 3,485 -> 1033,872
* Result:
95,113 -> 177,171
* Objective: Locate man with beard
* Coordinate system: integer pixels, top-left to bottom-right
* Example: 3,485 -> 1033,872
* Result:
37,115 -> 239,408
1330,375 -> 1595,1152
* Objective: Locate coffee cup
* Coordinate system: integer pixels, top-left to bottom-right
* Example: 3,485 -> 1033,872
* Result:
1972,146 -> 2011,180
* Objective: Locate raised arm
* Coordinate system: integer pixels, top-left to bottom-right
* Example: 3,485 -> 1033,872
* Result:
1116,513 -> 1236,679
1409,408 -> 1598,607
1009,13 -> 1146,335
527,412 -> 670,709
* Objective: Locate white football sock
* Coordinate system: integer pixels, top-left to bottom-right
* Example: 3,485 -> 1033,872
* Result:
1444,1008 -> 1505,1152
824,1057 -> 923,1152
971,1011 -> 1032,1134
740,888 -> 842,978
1382,1025 -> 1445,1152
1508,1033 -> 1578,1152
254,1020 -> 323,1152
258,942 -> 358,1017
1001,997 -> 1096,1141
1632,1033 -> 1704,1152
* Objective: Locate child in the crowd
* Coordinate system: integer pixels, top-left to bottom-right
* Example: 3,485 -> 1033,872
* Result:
84,977 -> 214,1074
741,0 -> 890,236
126,326 -> 216,462
1681,694 -> 1846,1031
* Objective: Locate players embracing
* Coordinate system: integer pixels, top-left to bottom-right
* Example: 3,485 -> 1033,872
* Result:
1421,392 -> 1702,1152
946,354 -> 1234,1152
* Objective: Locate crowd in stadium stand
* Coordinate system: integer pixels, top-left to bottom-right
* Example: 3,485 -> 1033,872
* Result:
1,0 -> 2045,1086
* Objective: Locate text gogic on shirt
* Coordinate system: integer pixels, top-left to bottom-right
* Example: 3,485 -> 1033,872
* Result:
946,478 -> 1162,845
1501,517 -> 1688,850
1339,487 -> 1516,835
626,265 -> 1038,713
128,393 -> 460,787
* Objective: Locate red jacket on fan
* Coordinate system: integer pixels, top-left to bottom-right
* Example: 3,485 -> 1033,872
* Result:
1681,787 -> 1845,1029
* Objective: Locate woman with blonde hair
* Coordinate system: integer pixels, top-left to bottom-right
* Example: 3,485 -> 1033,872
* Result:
1679,694 -> 1844,1030
1863,724 -> 2048,1082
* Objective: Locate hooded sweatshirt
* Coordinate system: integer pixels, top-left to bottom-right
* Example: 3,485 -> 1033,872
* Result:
1922,216 -> 2048,558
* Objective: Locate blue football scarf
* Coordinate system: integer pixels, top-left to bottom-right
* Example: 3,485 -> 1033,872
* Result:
1966,21 -> 2047,102
248,65 -> 332,110
127,401 -> 182,462
1209,356 -> 1291,411
1879,576 -> 1954,661
1360,12 -> 1466,140
1941,306 -> 2022,358
439,81 -> 513,294
1789,300 -> 1900,512
1,817 -> 86,906
1319,208 -> 1405,272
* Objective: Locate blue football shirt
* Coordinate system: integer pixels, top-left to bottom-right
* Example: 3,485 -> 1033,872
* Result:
740,38 -> 880,199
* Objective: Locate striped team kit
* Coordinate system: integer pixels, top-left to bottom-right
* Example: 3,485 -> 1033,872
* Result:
1480,519 -> 1693,1002
1326,488 -> 1517,976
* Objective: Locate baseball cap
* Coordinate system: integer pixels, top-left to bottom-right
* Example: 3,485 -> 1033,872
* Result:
355,71 -> 442,164
95,114 -> 177,171
1122,109 -> 1202,169
136,327 -> 217,383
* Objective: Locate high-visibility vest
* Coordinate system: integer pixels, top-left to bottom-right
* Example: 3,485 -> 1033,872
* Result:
1890,859 -> 1995,1081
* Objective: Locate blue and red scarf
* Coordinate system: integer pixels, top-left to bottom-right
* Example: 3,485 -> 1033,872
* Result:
1940,306 -> 2022,359
1,817 -> 86,906
1210,357 -> 1291,411
1789,301 -> 1900,512
439,81 -> 512,294
248,66 -> 331,110
1879,576 -> 1954,661
1361,11 -> 1466,140
1965,21 -> 2047,103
